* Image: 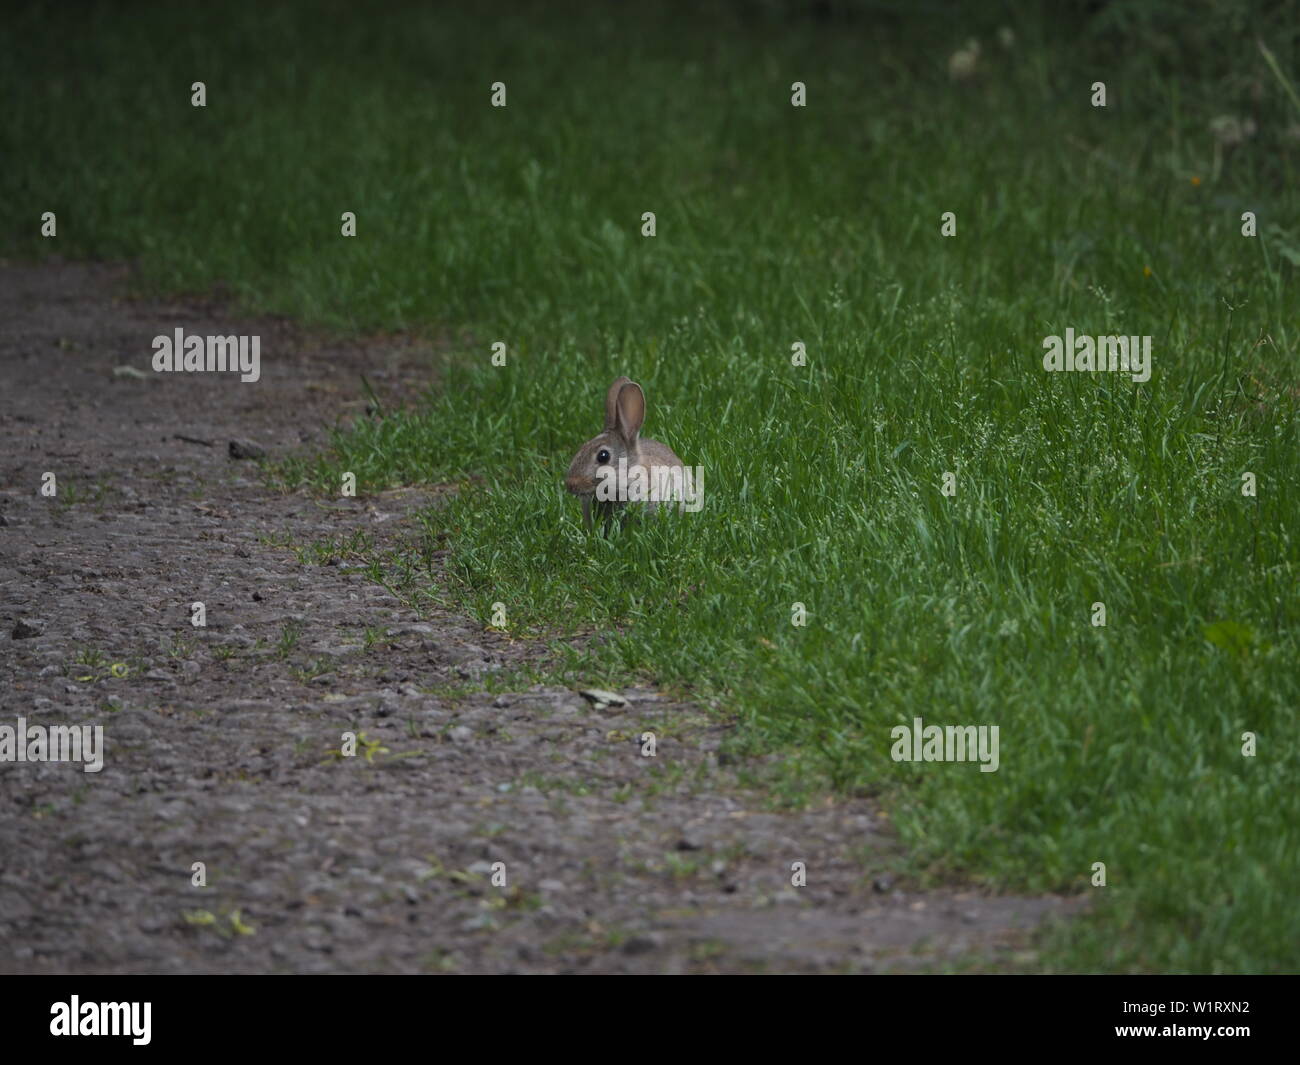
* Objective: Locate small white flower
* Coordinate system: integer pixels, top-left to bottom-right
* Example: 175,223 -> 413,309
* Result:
1209,114 -> 1257,147
948,38 -> 981,81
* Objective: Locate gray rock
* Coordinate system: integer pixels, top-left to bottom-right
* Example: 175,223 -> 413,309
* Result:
12,618 -> 43,639
112,365 -> 151,380
386,624 -> 435,637
621,933 -> 663,955
461,912 -> 497,932
578,688 -> 628,709
228,439 -> 268,460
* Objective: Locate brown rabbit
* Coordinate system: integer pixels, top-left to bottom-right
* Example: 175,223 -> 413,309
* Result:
564,377 -> 689,530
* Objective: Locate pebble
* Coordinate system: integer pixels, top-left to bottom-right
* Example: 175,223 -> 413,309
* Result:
579,689 -> 628,709
228,439 -> 268,460
621,933 -> 663,955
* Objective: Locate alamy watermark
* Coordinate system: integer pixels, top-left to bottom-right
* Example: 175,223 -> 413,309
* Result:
1042,329 -> 1151,383
594,459 -> 704,511
152,328 -> 261,382
891,716 -> 1000,772
0,717 -> 103,773
50,997 -> 150,1045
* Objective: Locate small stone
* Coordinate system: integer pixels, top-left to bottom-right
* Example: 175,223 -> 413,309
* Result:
538,879 -> 566,893
621,933 -> 662,955
12,618 -> 43,639
461,913 -> 497,933
872,875 -> 893,894
112,364 -> 151,380
228,439 -> 267,460
386,624 -> 435,637
448,726 -> 473,743
578,688 -> 628,709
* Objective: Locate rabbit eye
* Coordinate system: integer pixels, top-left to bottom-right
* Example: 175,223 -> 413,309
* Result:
597,449 -> 611,464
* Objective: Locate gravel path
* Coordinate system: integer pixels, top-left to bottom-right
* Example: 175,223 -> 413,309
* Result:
0,260 -> 1080,973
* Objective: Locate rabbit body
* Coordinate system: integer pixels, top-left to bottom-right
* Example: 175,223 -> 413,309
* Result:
565,377 -> 687,529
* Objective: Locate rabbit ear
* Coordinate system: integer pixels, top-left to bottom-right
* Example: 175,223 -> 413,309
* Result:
604,376 -> 633,431
614,380 -> 645,446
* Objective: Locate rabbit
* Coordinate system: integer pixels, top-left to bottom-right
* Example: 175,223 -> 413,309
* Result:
565,376 -> 688,530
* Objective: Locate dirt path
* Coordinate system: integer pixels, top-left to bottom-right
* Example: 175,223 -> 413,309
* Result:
0,260 -> 1078,973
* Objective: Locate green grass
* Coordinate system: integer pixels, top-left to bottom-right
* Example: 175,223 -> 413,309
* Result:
4,0 -> 1299,972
